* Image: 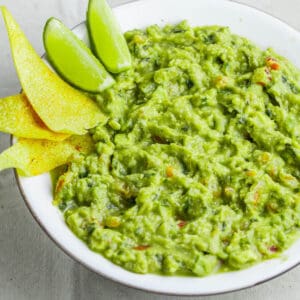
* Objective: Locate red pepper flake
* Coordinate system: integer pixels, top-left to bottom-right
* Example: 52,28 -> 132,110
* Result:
270,63 -> 280,70
166,166 -> 174,177
269,245 -> 278,252
133,245 -> 150,251
75,145 -> 82,151
178,220 -> 187,228
266,57 -> 280,70
256,81 -> 265,87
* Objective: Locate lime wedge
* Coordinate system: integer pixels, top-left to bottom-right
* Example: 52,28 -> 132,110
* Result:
43,17 -> 115,93
87,0 -> 132,73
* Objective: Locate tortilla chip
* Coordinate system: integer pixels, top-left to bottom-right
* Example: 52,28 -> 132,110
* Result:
1,7 -> 107,135
0,134 -> 94,176
0,94 -> 69,141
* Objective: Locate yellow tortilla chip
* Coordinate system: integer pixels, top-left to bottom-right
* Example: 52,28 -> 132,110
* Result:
1,7 -> 107,135
0,134 -> 94,176
0,94 -> 69,141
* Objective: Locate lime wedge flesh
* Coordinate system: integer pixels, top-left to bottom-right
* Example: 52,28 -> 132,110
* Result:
87,0 -> 132,73
43,17 -> 115,93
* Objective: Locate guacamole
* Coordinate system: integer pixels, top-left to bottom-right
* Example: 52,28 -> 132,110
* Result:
54,21 -> 300,276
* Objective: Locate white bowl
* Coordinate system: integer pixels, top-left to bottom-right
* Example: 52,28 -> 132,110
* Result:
16,0 -> 300,296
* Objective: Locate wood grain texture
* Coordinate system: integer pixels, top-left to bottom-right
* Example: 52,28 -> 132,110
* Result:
0,0 -> 299,299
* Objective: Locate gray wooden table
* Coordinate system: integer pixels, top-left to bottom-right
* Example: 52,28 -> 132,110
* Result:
0,0 -> 300,299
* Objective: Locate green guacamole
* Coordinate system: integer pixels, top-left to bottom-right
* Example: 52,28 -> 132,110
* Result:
54,21 -> 300,276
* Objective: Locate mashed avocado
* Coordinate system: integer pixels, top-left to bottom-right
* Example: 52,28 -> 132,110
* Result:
54,21 -> 300,276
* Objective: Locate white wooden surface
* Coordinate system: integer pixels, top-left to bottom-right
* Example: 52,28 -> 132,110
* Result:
0,0 -> 300,299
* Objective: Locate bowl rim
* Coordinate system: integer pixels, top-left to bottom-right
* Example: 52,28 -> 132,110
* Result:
12,0 -> 300,296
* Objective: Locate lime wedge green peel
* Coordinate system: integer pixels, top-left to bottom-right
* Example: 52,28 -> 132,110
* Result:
87,0 -> 132,73
43,18 -> 115,93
